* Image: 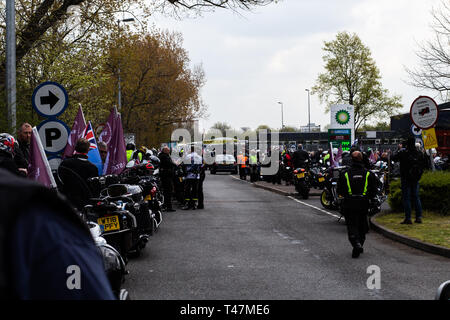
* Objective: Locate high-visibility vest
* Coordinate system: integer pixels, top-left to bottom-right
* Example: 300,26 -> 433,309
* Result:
127,150 -> 134,162
250,155 -> 257,165
237,155 -> 248,168
344,171 -> 370,196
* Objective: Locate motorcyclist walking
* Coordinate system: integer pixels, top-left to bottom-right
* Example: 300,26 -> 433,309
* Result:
337,151 -> 377,258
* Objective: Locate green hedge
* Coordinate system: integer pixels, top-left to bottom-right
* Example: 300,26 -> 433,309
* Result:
388,171 -> 450,215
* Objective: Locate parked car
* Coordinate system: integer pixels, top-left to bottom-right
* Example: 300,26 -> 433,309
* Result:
210,154 -> 238,174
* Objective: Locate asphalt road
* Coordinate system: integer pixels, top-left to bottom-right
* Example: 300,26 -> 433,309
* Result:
125,172 -> 450,300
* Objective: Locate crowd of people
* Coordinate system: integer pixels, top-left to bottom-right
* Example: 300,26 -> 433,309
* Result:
0,124 -> 210,299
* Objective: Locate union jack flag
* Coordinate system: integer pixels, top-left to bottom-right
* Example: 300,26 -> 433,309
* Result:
83,121 -> 97,150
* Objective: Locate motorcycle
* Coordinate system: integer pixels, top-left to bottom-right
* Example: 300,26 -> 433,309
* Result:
293,160 -> 311,199
87,221 -> 130,300
84,183 -> 151,258
320,166 -> 347,211
309,164 -> 327,190
320,165 -> 388,220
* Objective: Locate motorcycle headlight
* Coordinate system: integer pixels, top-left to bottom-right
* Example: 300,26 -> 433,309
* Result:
99,244 -> 123,272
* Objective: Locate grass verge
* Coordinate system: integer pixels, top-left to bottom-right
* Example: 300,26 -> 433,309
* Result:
374,211 -> 450,249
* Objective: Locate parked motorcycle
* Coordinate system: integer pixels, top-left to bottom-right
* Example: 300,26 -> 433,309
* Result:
320,166 -> 346,210
309,164 -> 327,190
320,165 -> 388,219
87,221 -> 130,300
293,160 -> 311,199
84,184 -> 151,258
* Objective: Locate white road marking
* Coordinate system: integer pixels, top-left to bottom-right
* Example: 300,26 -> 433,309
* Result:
230,175 -> 344,221
288,196 -> 344,220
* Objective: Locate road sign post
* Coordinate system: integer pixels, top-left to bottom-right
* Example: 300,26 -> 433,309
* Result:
410,96 -> 439,172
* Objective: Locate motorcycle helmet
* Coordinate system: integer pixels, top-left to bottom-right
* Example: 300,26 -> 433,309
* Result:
0,133 -> 16,156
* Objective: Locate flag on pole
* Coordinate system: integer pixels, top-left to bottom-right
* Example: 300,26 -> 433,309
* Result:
330,142 -> 339,168
83,121 -> 103,175
98,107 -> 116,146
335,143 -> 343,163
63,105 -> 86,159
28,127 -> 57,188
103,109 -> 127,175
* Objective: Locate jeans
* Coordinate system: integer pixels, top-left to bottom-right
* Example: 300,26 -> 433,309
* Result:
401,178 -> 422,221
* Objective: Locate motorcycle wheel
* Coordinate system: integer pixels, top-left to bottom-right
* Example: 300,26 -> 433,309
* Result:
320,190 -> 333,209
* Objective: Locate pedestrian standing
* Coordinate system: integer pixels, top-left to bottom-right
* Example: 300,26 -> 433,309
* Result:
14,123 -> 32,174
337,151 -> 377,258
158,146 -> 176,212
391,137 -> 428,224
182,146 -> 203,210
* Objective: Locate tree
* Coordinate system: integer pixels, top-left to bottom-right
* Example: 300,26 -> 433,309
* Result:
103,30 -> 206,147
211,122 -> 232,136
312,32 -> 402,131
406,0 -> 450,101
359,121 -> 390,132
256,124 -> 271,130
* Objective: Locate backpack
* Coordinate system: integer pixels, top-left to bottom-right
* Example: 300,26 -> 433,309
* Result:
407,151 -> 424,181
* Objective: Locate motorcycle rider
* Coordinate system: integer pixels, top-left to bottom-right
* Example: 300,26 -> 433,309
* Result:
0,133 -> 25,176
337,151 -> 377,258
292,144 -> 310,169
158,146 -> 176,212
182,146 -> 203,210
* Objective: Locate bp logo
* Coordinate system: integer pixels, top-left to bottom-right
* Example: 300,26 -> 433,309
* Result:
335,110 -> 351,125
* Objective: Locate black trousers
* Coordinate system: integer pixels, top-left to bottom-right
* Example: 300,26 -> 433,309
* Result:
184,179 -> 199,207
198,178 -> 204,207
161,176 -> 174,210
343,207 -> 369,248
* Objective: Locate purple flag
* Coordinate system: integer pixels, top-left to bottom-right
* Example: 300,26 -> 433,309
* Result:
63,105 -> 86,159
98,108 -> 115,146
330,143 -> 339,168
369,149 -> 377,164
335,144 -> 343,162
28,127 -> 57,188
103,110 -> 127,175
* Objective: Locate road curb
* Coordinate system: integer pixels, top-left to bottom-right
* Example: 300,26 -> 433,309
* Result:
370,212 -> 450,259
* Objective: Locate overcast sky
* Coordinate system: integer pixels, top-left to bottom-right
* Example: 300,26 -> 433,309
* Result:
149,0 -> 443,133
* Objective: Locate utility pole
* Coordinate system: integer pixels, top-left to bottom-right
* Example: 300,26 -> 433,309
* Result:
6,0 -> 16,134
277,101 -> 284,130
117,18 -> 134,112
305,89 -> 311,133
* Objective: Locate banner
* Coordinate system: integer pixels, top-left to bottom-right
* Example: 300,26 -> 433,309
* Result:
28,127 -> 57,188
103,109 -> 127,175
63,105 -> 86,159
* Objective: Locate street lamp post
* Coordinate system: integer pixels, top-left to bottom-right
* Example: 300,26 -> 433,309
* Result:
6,0 -> 16,134
117,18 -> 134,112
305,89 -> 311,133
277,101 -> 284,130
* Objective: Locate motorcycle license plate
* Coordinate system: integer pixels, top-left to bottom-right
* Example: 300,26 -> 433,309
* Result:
97,216 -> 120,232
318,177 -> 325,182
297,173 -> 305,179
145,194 -> 152,201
